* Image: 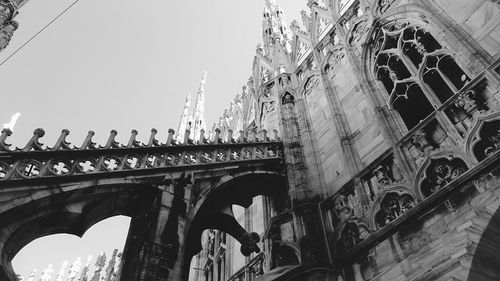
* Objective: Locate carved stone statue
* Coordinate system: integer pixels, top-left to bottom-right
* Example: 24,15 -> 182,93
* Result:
0,5 -> 13,27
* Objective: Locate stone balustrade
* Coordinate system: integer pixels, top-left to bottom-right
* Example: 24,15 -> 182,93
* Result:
0,128 -> 283,185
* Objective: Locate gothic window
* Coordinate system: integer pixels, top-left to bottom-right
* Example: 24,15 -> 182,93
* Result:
472,120 -> 500,161
374,192 -> 415,228
420,157 -> 468,197
373,22 -> 470,130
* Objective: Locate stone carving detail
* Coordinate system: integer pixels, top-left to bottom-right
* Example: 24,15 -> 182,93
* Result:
0,128 -> 283,183
454,90 -> 480,115
0,4 -> 14,26
348,19 -> 370,47
240,232 -> 261,256
0,20 -> 17,52
304,76 -> 320,96
377,0 -> 397,14
420,157 -> 468,197
333,195 -> 371,253
469,118 -> 500,161
328,48 -> 345,69
374,192 -> 415,228
412,129 -> 434,155
373,21 -> 469,130
282,92 -> 295,105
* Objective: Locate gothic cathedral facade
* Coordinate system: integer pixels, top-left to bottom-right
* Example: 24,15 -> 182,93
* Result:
188,0 -> 500,280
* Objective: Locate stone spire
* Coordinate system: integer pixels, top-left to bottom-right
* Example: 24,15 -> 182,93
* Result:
104,249 -> 118,281
90,252 -> 106,281
191,71 -> 207,143
176,92 -> 192,142
262,0 -> 292,54
79,255 -> 93,281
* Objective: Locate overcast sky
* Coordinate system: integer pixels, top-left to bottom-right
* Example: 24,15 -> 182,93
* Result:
3,0 -> 308,278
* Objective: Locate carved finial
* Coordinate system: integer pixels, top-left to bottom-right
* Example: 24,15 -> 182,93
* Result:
199,129 -> 206,144
101,130 -> 119,149
227,129 -> 234,143
125,129 -> 140,148
18,128 -> 45,151
76,131 -> 96,150
49,129 -> 71,150
184,129 -> 191,145
214,128 -> 221,144
238,130 -> 245,143
166,129 -> 175,146
0,128 -> 13,152
261,129 -> 269,142
146,128 -> 159,147
273,129 -> 280,141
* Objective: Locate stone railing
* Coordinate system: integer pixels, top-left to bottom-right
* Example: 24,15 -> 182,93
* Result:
227,252 -> 265,281
0,128 -> 283,186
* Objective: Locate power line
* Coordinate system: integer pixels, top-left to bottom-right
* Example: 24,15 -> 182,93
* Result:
0,0 -> 81,67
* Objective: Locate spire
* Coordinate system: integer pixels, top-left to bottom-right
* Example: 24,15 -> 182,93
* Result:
176,92 -> 192,142
191,71 -> 207,143
262,0 -> 292,53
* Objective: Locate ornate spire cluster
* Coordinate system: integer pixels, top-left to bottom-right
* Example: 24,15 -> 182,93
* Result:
262,0 -> 292,54
176,71 -> 208,143
16,250 -> 122,281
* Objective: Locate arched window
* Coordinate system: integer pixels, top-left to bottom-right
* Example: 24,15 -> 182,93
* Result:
373,22 -> 470,130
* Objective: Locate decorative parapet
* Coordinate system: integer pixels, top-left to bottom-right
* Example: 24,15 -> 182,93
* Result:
0,128 -> 284,185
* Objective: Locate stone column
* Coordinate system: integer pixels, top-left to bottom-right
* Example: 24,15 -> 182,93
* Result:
120,174 -> 192,281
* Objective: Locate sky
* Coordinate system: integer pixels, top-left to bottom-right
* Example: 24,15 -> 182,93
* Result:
1,0 -> 308,278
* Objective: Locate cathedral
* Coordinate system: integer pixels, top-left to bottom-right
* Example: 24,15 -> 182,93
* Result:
1,0 -> 500,280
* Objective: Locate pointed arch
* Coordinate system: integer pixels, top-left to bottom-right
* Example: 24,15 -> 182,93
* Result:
464,111 -> 500,163
368,185 -> 416,229
413,149 -> 471,198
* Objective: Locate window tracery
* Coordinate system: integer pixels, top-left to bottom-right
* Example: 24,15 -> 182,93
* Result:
472,119 -> 500,161
373,22 -> 470,130
374,192 -> 415,228
420,157 -> 468,197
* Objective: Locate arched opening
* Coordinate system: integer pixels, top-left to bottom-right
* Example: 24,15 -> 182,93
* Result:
12,216 -> 130,280
184,172 -> 288,281
372,21 -> 469,131
0,183 -> 159,281
468,204 -> 500,280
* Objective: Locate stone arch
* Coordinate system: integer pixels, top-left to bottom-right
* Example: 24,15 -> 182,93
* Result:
467,203 -> 500,280
414,149 -> 471,198
183,171 -> 288,279
0,183 -> 158,280
360,4 -> 474,133
368,185 -> 416,229
465,111 -> 500,163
